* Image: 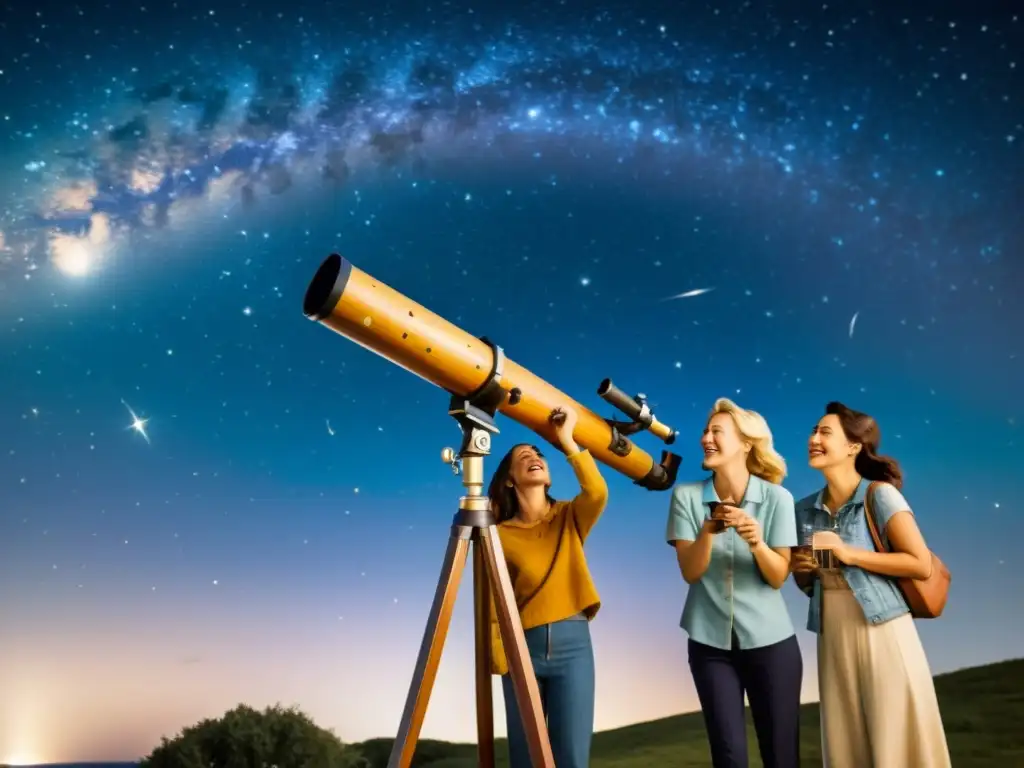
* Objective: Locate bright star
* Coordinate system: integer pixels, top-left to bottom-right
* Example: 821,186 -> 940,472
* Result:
52,239 -> 93,277
121,400 -> 151,444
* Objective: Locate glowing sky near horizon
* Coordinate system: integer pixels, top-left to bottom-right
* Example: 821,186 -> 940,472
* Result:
1,0 -> 1022,762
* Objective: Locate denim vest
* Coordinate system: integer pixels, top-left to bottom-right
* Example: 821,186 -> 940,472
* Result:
794,478 -> 910,633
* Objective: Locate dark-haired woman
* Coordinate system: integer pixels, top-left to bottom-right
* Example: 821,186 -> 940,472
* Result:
792,402 -> 951,768
486,405 -> 609,768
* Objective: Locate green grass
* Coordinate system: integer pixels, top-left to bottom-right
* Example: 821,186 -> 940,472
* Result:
353,658 -> 1024,767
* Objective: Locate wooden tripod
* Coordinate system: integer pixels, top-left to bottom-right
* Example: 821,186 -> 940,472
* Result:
386,400 -> 555,768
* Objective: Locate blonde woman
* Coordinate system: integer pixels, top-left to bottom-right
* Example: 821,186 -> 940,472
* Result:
666,398 -> 802,768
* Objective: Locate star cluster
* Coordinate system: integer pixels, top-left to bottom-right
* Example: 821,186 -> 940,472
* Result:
0,5 -> 1019,290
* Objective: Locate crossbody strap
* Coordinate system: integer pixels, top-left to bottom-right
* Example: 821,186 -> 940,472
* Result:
863,481 -> 887,553
515,521 -> 566,613
492,508 -> 568,622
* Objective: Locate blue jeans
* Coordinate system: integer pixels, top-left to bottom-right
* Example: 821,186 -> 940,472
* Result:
501,616 -> 595,768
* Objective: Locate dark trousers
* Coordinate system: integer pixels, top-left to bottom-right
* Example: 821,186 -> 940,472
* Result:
502,617 -> 595,768
688,632 -> 803,768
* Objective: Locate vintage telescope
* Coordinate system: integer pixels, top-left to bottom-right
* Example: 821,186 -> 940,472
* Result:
302,253 -> 683,768
302,253 -> 682,490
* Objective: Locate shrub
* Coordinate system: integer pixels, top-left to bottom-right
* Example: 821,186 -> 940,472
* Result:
139,703 -> 366,768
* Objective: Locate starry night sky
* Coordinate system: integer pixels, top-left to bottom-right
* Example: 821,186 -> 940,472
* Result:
1,0 -> 1022,763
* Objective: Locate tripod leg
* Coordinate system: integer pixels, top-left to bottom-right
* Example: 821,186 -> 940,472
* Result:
387,529 -> 472,768
477,525 -> 555,768
473,538 -> 495,768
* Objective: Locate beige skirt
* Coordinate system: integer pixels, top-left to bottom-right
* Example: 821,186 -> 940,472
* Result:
817,571 -> 952,768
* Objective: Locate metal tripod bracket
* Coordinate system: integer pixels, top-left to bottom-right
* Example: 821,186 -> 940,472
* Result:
442,334 -> 513,473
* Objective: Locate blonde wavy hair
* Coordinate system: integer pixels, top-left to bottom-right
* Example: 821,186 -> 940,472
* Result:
708,397 -> 787,484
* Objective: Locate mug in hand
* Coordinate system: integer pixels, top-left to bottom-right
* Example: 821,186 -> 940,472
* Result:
811,530 -> 838,570
793,522 -> 813,559
813,549 -> 837,570
707,502 -> 728,533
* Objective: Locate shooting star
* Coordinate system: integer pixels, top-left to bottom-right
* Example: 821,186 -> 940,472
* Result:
849,311 -> 859,339
664,287 -> 715,300
326,419 -> 335,436
121,399 -> 151,444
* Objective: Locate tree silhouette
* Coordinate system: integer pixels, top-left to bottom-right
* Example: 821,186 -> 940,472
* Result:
139,703 -> 367,768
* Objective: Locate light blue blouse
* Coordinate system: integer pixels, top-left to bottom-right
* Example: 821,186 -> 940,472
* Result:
666,474 -> 798,650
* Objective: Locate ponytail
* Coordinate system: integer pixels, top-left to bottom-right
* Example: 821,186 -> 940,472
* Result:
854,447 -> 903,490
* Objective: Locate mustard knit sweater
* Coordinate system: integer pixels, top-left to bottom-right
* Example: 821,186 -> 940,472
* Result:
488,449 -> 609,675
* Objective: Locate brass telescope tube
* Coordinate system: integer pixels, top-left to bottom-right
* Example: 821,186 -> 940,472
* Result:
302,254 -> 670,486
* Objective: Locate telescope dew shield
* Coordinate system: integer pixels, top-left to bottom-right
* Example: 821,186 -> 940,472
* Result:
303,254 -> 680,491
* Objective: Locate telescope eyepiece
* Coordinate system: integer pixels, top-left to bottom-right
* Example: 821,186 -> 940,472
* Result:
303,253 -> 353,320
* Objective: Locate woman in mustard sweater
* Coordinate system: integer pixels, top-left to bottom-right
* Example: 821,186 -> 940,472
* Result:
486,405 -> 609,768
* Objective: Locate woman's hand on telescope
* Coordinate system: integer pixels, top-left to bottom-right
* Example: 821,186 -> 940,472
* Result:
550,406 -> 580,454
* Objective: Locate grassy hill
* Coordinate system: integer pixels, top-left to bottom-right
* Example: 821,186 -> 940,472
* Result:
11,659 -> 1021,768
353,658 -> 1024,768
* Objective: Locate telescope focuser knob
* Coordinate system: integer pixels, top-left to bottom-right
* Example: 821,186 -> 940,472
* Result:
441,447 -> 461,475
